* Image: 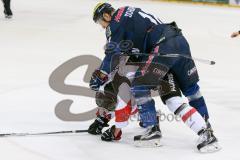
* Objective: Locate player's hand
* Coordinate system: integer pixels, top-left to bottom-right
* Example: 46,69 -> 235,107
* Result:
89,69 -> 108,91
88,115 -> 110,135
231,31 -> 240,38
101,125 -> 122,141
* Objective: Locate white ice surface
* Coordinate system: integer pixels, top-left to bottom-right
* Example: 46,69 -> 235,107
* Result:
0,0 -> 240,160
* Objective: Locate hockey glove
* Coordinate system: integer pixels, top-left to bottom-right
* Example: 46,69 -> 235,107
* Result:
88,115 -> 110,135
89,69 -> 108,91
101,125 -> 122,141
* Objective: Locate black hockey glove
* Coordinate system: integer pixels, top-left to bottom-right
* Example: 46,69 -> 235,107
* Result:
101,125 -> 122,141
88,115 -> 110,135
89,69 -> 108,91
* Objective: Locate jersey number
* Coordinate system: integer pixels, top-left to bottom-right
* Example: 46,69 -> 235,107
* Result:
138,11 -> 162,25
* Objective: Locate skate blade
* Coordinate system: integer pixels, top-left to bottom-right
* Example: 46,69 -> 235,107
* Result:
199,142 -> 221,153
134,138 -> 162,148
5,15 -> 12,19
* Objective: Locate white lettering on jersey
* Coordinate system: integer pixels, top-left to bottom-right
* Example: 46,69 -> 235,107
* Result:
138,11 -> 162,25
124,7 -> 136,18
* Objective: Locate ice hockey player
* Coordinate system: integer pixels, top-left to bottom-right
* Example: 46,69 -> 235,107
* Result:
90,2 -> 220,152
88,56 -> 141,138
1,0 -> 12,18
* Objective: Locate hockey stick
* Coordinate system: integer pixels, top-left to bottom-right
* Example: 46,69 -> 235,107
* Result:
0,129 -> 88,137
159,54 -> 216,65
123,52 -> 216,65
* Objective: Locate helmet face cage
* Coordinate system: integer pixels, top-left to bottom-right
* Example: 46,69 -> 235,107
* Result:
93,3 -> 114,23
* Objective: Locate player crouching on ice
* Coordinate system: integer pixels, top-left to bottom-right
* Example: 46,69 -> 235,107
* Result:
88,2 -> 221,152
88,56 -> 140,140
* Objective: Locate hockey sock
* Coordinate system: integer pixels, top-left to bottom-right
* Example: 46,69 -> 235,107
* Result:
189,97 -> 209,120
138,100 -> 158,127
183,84 -> 209,120
166,97 -> 207,134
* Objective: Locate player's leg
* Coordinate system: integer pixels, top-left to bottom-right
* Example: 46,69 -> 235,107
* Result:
140,56 -> 219,151
100,72 -> 141,141
165,97 -> 219,152
160,35 -> 211,125
129,53 -> 175,147
101,81 -> 133,141
170,55 -> 211,125
154,27 -> 211,123
168,43 -> 219,151
160,73 -> 207,137
183,83 -> 212,128
145,62 -> 208,137
2,0 -> 12,18
131,74 -> 162,147
160,73 -> 220,152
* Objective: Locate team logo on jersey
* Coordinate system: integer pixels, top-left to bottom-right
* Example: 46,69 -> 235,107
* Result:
188,66 -> 197,76
114,7 -> 125,22
167,73 -> 177,92
153,67 -> 166,79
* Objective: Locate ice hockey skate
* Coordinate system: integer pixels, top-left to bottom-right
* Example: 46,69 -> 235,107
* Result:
197,129 -> 221,153
134,125 -> 162,147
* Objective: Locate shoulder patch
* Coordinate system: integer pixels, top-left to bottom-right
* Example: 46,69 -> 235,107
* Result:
114,7 -> 125,23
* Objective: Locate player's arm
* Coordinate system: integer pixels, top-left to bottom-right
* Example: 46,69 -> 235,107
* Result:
99,26 -> 125,73
231,30 -> 240,38
89,45 -> 122,92
89,26 -> 125,91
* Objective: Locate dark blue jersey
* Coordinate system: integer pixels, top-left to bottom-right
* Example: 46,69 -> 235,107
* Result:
100,6 -> 166,73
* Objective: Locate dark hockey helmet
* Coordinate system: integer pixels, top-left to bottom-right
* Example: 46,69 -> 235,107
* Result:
93,2 -> 114,23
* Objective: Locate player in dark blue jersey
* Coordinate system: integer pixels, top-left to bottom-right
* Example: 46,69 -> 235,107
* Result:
1,0 -> 12,18
90,2 -> 220,152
